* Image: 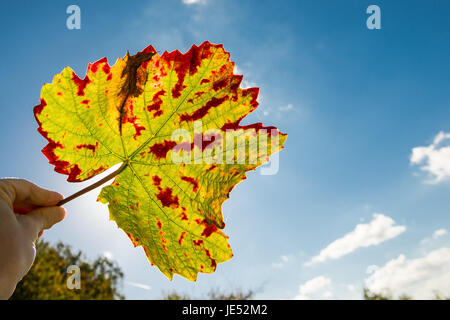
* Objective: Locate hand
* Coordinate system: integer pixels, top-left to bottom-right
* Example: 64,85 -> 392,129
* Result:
0,179 -> 65,299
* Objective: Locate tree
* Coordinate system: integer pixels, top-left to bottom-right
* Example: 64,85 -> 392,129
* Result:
434,292 -> 450,300
10,240 -> 124,300
363,288 -> 413,300
363,288 -> 393,300
363,288 -> 450,300
163,288 -> 255,300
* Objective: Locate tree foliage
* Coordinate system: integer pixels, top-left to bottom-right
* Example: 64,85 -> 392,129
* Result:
363,288 -> 449,300
163,288 -> 254,300
11,240 -> 124,300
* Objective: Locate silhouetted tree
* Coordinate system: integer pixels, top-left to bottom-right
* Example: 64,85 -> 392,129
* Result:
11,240 -> 124,300
363,288 -> 449,300
163,288 -> 254,300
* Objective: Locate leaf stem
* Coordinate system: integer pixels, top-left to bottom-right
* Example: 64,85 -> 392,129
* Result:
57,162 -> 127,206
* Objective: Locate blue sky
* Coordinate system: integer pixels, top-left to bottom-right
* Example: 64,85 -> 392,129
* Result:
1,0 -> 450,299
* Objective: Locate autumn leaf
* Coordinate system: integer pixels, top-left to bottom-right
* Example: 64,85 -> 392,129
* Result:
34,41 -> 287,280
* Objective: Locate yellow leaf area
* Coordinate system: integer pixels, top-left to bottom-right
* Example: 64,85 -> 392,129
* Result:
34,42 -> 287,280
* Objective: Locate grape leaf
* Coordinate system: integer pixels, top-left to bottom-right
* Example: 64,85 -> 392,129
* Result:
34,42 -> 287,280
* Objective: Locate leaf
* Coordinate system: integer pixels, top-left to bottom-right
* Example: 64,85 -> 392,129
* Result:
34,42 -> 287,280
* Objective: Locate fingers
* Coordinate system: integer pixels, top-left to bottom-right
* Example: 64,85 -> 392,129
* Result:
0,179 -> 63,208
0,179 -> 65,240
16,206 -> 66,241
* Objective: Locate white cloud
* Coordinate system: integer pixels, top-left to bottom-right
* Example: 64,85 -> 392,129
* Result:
260,104 -> 297,119
271,254 -> 293,269
182,0 -> 207,5
125,281 -> 152,290
421,228 -> 448,245
278,104 -> 293,112
241,79 -> 257,89
433,229 -> 448,239
234,64 -> 298,119
365,247 -> 450,299
294,276 -> 333,300
410,131 -> 450,183
233,64 -> 242,75
306,214 -> 406,266
233,64 -> 257,89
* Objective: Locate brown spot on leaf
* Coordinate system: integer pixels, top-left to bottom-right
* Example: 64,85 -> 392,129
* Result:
178,231 -> 187,245
179,96 -> 228,122
179,207 -> 188,221
221,120 -> 277,136
149,140 -> 177,159
181,176 -> 199,192
205,249 -> 217,269
156,187 -> 179,208
122,103 -> 145,139
117,50 -> 156,133
147,90 -> 165,117
152,175 -> 162,186
212,78 -> 228,91
76,142 -> 98,154
156,218 -> 162,230
89,57 -> 108,73
200,220 -> 218,237
193,239 -> 203,246
71,72 -> 90,96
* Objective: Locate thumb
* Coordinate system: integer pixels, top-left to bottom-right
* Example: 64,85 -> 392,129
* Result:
17,206 -> 66,240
